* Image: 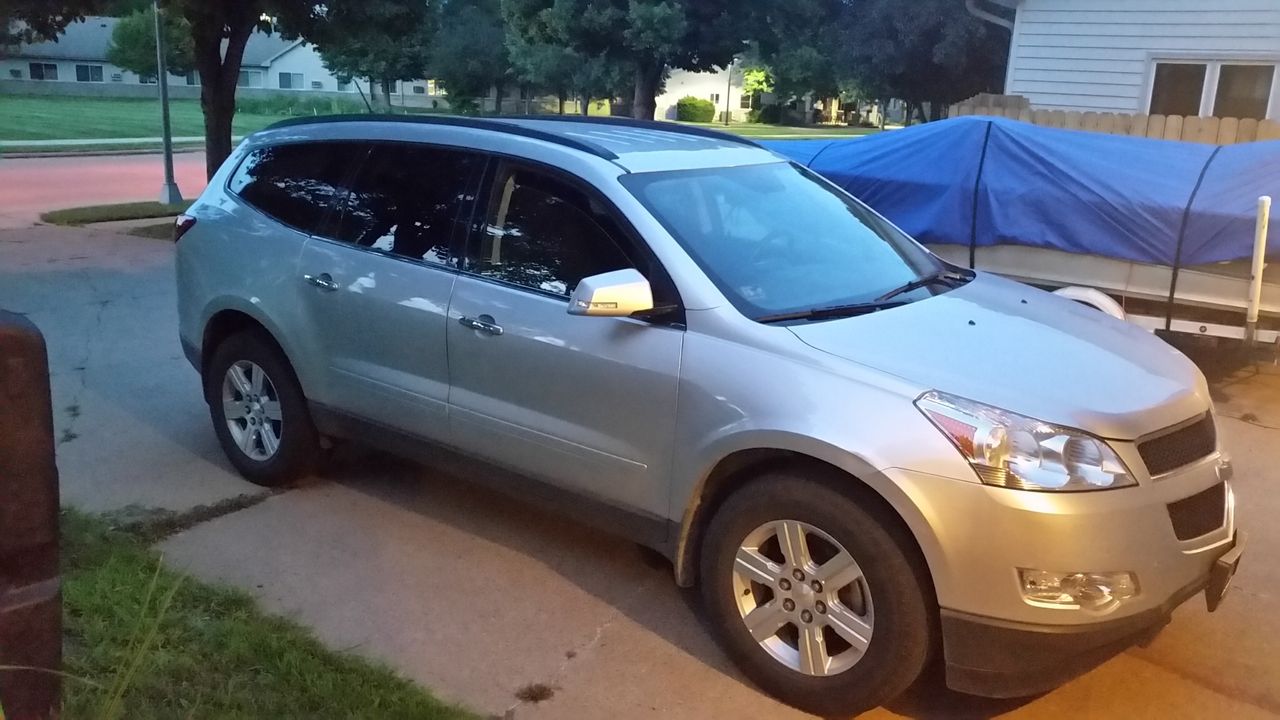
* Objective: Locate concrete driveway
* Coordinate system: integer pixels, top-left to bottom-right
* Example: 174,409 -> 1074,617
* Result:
1,224 -> 1276,719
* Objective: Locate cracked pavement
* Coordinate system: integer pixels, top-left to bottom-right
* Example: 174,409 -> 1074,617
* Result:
1,223 -> 1277,718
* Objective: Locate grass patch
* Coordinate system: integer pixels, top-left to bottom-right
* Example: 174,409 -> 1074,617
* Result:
41,201 -> 194,226
127,222 -> 181,241
0,95 -> 279,142
60,509 -> 473,720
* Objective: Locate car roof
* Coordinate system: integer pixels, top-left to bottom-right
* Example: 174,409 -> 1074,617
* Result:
262,114 -> 782,173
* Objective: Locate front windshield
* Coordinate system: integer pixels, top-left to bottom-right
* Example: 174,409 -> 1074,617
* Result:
621,162 -> 945,320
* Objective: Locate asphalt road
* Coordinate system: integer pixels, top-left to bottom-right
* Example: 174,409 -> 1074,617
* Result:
0,223 -> 1275,719
0,151 -> 208,228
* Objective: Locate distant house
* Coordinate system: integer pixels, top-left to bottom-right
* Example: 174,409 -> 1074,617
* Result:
657,66 -> 751,122
0,16 -> 445,104
985,0 -> 1280,120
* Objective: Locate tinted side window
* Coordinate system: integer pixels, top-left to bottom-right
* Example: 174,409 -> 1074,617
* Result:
228,142 -> 365,234
467,164 -> 632,297
332,144 -> 480,266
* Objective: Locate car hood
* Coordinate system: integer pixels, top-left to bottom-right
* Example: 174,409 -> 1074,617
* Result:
788,273 -> 1210,440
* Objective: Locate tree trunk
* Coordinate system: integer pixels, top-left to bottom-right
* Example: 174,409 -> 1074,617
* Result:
380,79 -> 395,111
557,91 -> 566,115
579,92 -> 590,116
191,18 -> 253,180
929,101 -> 943,122
493,81 -> 505,115
632,61 -> 663,120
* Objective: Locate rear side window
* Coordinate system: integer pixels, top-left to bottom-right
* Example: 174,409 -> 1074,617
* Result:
228,142 -> 366,234
331,143 -> 481,266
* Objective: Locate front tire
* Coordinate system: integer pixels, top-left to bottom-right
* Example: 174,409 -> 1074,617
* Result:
699,470 -> 934,717
206,330 -> 318,487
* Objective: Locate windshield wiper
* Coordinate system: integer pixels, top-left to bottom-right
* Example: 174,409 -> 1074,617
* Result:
875,270 -> 971,302
756,300 -> 908,324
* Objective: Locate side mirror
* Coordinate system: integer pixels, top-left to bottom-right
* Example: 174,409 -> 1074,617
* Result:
568,268 -> 654,317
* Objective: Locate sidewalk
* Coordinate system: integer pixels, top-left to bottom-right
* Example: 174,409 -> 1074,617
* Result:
0,135 -> 242,149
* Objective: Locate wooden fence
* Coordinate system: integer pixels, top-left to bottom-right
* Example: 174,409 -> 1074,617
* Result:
950,102 -> 1280,145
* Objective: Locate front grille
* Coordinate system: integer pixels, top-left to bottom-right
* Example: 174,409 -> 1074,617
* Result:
1137,413 -> 1216,477
1167,483 -> 1226,541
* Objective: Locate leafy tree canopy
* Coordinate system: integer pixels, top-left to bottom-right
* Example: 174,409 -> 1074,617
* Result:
838,0 -> 1008,120
106,5 -> 194,76
430,0 -> 514,113
310,0 -> 436,103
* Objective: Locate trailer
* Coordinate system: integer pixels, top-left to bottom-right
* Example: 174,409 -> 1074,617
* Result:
764,118 -> 1280,352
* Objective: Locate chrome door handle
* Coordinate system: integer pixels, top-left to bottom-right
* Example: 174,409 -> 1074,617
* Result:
303,273 -> 340,292
458,315 -> 504,336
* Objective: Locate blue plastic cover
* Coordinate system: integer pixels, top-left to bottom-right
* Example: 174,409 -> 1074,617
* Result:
763,117 -> 1280,266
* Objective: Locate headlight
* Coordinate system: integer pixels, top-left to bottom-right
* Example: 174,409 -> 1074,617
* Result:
915,391 -> 1135,491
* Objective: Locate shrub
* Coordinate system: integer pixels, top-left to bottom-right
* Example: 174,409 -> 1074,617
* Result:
676,96 -> 716,123
748,104 -> 783,125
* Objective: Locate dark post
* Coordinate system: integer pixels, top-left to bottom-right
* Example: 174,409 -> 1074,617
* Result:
0,311 -> 61,720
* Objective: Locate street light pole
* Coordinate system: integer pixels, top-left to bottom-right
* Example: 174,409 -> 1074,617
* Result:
154,0 -> 182,205
724,59 -> 733,127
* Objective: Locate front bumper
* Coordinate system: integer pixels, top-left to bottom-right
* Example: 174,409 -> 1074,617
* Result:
941,530 -> 1244,698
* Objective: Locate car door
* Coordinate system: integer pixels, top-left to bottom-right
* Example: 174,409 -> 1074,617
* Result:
446,160 -> 684,517
295,142 -> 483,438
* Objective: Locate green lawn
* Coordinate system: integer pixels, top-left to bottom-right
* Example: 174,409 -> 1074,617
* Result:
0,95 -> 279,142
41,201 -> 194,226
57,509 -> 474,720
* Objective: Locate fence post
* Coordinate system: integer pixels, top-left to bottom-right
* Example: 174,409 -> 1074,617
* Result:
1247,196 -> 1272,348
0,311 -> 61,720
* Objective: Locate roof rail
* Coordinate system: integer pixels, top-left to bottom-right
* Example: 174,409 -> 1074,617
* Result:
262,114 -> 620,160
497,114 -> 764,149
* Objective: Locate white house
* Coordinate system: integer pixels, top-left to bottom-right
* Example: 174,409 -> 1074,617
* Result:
656,65 -> 751,122
0,16 -> 445,104
986,0 -> 1280,120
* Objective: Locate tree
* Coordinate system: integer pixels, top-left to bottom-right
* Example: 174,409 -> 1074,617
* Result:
106,6 -> 194,78
310,0 -> 436,110
164,0 -> 323,179
503,0 -> 754,121
838,0 -> 1008,122
751,0 -> 844,106
2,1 -> 104,47
430,0 -> 514,114
503,0 -> 627,115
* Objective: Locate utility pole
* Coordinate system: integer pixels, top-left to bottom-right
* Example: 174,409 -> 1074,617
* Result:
154,0 -> 183,205
724,59 -> 733,126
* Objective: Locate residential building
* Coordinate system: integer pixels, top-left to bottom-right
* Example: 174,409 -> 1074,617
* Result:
657,66 -> 751,122
983,0 -> 1280,120
0,16 -> 446,106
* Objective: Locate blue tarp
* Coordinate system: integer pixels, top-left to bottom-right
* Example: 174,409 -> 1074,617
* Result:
763,117 -> 1280,266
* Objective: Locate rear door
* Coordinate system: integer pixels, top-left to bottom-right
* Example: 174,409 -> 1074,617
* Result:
295,142 -> 483,438
445,160 -> 684,517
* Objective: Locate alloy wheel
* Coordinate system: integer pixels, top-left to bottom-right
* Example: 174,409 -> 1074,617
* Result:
221,360 -> 283,462
732,519 -> 875,676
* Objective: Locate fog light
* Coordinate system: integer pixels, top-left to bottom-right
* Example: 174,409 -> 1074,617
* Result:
1018,569 -> 1138,611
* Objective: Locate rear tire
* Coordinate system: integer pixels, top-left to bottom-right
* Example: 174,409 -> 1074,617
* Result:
206,330 -> 318,487
699,470 -> 934,717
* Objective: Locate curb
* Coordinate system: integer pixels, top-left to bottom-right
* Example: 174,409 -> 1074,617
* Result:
1,146 -> 207,160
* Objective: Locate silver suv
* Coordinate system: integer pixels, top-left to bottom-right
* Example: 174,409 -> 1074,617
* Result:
176,116 -> 1244,716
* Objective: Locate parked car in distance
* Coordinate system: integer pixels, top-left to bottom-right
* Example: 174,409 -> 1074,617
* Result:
175,115 -> 1245,717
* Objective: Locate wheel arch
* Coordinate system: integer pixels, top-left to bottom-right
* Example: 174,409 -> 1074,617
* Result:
200,304 -> 300,402
672,439 -> 942,600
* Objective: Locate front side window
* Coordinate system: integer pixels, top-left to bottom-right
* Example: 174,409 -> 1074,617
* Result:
331,144 -> 481,266
1150,62 -> 1206,116
237,70 -> 261,88
279,72 -> 303,89
228,142 -> 366,235
622,162 -> 944,321
466,164 -> 633,297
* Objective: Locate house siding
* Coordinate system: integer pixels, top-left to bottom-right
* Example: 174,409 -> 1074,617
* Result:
1006,0 -> 1280,114
656,67 -> 748,122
